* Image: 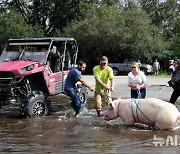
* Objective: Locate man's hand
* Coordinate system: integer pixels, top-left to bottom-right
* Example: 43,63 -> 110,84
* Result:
89,87 -> 94,92
104,84 -> 109,90
109,87 -> 114,92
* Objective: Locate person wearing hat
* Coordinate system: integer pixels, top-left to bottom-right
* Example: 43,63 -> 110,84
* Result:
168,59 -> 180,104
93,56 -> 114,117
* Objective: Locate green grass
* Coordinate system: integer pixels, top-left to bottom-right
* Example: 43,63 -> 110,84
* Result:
153,70 -> 172,76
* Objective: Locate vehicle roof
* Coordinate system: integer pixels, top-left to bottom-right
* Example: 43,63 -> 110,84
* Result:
8,37 -> 76,42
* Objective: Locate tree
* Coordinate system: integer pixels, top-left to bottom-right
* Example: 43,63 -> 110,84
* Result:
64,6 -> 126,66
0,0 -> 10,14
9,0 -> 123,36
139,0 -> 180,39
64,5 -> 169,72
170,36 -> 180,58
10,0 -> 84,36
138,0 -> 163,26
0,8 -> 43,50
160,0 -> 180,39
122,5 -> 169,62
138,0 -> 180,62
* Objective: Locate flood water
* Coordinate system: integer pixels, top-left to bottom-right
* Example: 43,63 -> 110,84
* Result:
0,95 -> 180,153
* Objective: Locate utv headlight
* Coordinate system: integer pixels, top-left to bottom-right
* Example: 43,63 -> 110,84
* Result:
21,64 -> 35,72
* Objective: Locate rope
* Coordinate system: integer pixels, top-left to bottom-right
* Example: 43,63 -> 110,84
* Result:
130,99 -> 138,122
154,84 -> 168,98
130,99 -> 160,129
94,90 -> 117,101
137,89 -> 142,99
135,99 -> 141,122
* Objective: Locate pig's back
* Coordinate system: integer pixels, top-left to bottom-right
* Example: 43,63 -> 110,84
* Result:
142,98 -> 178,110
123,98 -> 179,117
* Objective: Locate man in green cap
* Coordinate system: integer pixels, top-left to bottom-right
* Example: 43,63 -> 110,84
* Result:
93,56 -> 114,117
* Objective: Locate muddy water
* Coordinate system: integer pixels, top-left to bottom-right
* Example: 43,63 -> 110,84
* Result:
0,96 -> 180,153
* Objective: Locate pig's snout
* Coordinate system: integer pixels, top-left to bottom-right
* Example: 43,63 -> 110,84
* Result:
100,112 -> 109,120
100,111 -> 105,117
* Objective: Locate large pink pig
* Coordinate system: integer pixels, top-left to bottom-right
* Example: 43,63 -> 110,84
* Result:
100,98 -> 180,129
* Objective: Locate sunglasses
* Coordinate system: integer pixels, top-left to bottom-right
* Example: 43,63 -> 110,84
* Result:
101,62 -> 107,65
132,67 -> 136,69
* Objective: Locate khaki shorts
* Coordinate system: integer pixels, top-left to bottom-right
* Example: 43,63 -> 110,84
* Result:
94,89 -> 112,111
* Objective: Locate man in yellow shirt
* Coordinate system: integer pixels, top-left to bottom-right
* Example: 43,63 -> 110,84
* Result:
93,56 -> 114,117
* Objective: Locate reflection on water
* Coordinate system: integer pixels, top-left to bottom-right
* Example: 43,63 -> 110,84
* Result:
0,95 -> 180,153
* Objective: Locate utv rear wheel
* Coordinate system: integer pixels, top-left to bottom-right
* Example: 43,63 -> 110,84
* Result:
26,91 -> 51,117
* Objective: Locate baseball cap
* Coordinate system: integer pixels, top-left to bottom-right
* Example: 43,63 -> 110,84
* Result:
100,56 -> 108,63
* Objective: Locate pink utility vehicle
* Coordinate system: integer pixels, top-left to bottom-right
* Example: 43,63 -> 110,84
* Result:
0,37 -> 88,117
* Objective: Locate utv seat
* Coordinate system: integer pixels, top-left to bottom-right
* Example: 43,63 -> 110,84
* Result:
49,52 -> 61,73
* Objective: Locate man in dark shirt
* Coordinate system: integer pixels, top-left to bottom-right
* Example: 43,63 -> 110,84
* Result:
64,61 -> 94,117
168,59 -> 180,104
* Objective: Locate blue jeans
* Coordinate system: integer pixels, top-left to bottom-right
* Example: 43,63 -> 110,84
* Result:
131,88 -> 146,99
65,88 -> 81,115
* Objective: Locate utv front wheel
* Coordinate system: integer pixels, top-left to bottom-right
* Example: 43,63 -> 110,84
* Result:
79,90 -> 87,106
26,91 -> 51,117
76,84 -> 88,106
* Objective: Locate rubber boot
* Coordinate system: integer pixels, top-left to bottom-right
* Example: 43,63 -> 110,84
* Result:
97,110 -> 101,117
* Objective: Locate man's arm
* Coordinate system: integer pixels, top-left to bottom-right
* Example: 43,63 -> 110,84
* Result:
96,78 -> 109,90
109,67 -> 115,91
110,78 -> 114,92
79,78 -> 94,91
95,78 -> 114,91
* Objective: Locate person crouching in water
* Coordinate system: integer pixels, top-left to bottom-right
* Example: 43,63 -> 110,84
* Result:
64,61 -> 94,117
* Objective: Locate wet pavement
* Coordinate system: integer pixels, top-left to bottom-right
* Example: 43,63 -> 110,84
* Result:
0,75 -> 180,153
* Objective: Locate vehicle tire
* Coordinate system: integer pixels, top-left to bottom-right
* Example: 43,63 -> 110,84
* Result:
112,68 -> 119,76
140,68 -> 147,74
76,84 -> 88,106
26,91 -> 51,117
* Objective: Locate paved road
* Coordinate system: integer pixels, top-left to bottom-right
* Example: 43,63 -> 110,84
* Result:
83,75 -> 180,103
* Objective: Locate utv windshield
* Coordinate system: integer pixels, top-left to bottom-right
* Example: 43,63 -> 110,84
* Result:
0,42 -> 50,64
0,51 -> 19,62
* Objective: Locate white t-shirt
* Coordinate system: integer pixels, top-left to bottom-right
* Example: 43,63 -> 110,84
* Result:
153,62 -> 160,70
128,71 -> 147,90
